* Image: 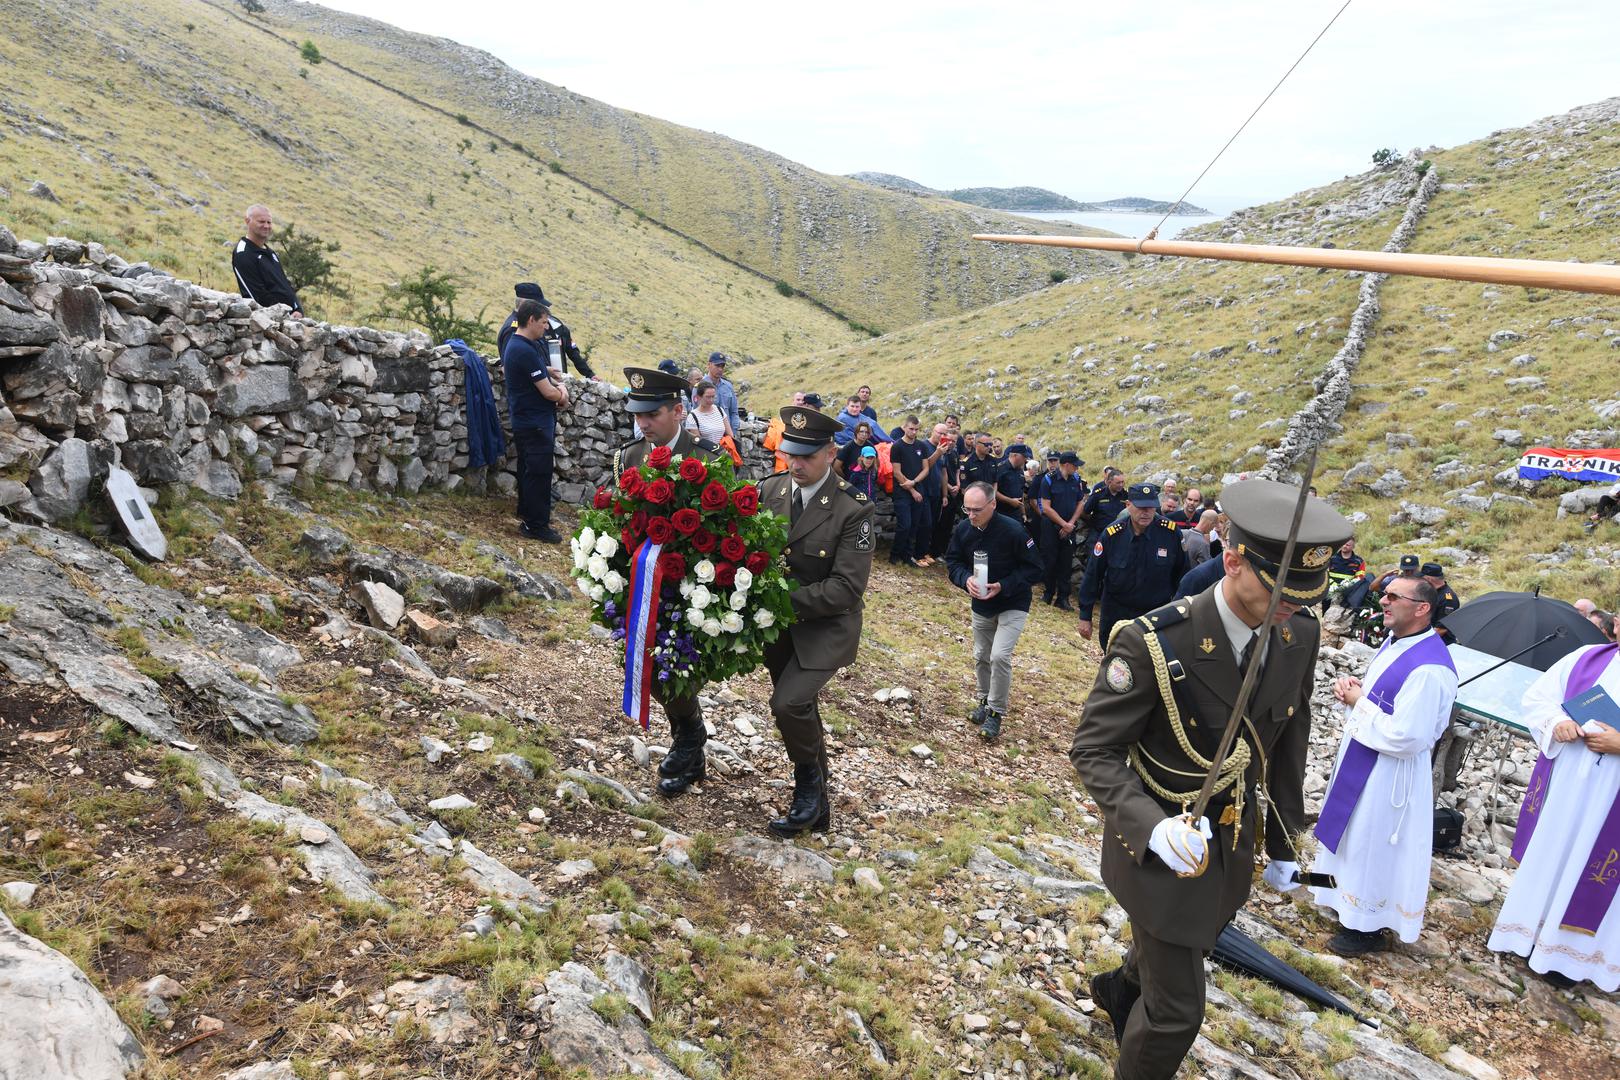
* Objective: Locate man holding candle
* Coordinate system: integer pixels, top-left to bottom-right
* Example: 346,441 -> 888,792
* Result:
945,481 -> 1045,740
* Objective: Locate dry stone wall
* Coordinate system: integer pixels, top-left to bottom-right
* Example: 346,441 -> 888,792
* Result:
0,227 -> 771,523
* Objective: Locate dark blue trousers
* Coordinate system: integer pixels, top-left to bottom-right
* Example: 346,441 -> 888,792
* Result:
513,425 -> 555,530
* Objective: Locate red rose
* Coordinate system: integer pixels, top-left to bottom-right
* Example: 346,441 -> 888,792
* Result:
671,508 -> 702,536
646,516 -> 674,545
732,485 -> 760,516
613,500 -> 625,515
715,561 -> 737,587
658,551 -> 687,580
648,446 -> 673,469
726,521 -> 739,537
593,487 -> 612,510
700,481 -> 730,511
720,536 -> 747,562
691,529 -> 717,554
619,469 -> 645,497
621,527 -> 638,551
630,509 -> 649,535
745,551 -> 770,575
645,478 -> 675,505
679,457 -> 708,484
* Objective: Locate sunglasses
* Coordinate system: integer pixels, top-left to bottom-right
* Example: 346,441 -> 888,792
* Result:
1382,591 -> 1427,604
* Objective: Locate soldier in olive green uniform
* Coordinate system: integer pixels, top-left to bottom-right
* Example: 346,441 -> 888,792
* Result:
757,405 -> 875,836
616,367 -> 725,797
1069,479 -> 1352,1080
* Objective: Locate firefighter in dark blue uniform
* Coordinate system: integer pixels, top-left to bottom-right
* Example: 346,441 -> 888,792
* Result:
1037,451 -> 1087,609
994,443 -> 1031,521
1077,483 -> 1188,649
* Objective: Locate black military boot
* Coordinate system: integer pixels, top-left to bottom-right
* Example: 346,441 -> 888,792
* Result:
657,721 -> 707,796
768,762 -> 829,837
1090,967 -> 1139,1043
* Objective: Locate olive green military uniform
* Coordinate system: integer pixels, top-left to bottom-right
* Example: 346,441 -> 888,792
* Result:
1070,592 -> 1318,1078
757,470 -> 875,769
1069,477 -> 1351,1080
614,428 -> 719,475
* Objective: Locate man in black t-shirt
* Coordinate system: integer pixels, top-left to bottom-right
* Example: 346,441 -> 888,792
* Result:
231,205 -> 303,316
501,299 -> 571,542
889,415 -> 944,567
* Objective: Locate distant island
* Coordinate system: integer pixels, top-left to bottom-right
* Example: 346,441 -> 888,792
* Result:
847,172 -> 1211,216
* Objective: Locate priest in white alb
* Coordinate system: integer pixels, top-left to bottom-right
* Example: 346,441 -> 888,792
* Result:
1488,635 -> 1620,991
1307,577 -> 1458,956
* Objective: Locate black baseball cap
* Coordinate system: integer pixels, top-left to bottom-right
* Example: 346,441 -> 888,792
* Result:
1059,451 -> 1081,466
1006,443 -> 1031,458
1421,562 -> 1444,577
514,282 -> 550,308
1221,479 -> 1354,603
802,392 -> 823,409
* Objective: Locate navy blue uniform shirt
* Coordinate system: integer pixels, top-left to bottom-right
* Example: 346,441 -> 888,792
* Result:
1082,483 -> 1129,532
994,463 -> 1027,518
1038,472 -> 1086,522
1077,515 -> 1189,615
1173,551 -> 1226,600
945,512 -> 1045,616
960,452 -> 998,489
500,333 -> 555,431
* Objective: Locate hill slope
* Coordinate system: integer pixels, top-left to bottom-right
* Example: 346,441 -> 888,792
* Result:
748,99 -> 1620,602
231,0 -> 1122,335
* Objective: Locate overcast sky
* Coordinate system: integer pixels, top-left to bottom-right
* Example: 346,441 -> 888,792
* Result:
321,0 -> 1616,212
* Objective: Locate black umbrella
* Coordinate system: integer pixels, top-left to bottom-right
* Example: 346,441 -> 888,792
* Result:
1212,925 -> 1376,1027
1439,590 -> 1606,672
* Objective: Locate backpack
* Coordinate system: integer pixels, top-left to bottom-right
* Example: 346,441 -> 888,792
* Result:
874,442 -> 895,493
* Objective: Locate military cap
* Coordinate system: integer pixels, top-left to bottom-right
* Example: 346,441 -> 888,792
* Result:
656,358 -> 681,376
1126,482 -> 1161,508
708,351 -> 730,366
1399,554 -> 1420,572
777,405 -> 842,456
1421,562 -> 1444,577
1006,443 -> 1032,458
1221,478 -> 1354,603
514,282 -> 550,307
802,392 -> 824,409
1059,451 -> 1081,466
1046,449 -> 1061,461
622,366 -> 689,413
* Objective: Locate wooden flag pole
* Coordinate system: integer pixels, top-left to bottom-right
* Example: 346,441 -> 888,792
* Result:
971,233 -> 1620,297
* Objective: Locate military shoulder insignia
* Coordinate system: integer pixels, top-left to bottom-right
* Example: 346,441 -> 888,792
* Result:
1281,625 -> 1293,644
855,519 -> 872,551
1303,545 -> 1332,569
1106,523 -> 1124,536
1093,540 -> 1104,557
1105,657 -> 1134,693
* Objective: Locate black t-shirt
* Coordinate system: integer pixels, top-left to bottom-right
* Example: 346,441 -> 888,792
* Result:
837,441 -> 873,473
891,438 -> 929,483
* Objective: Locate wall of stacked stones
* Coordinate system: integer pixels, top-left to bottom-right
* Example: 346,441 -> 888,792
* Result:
0,228 -> 772,522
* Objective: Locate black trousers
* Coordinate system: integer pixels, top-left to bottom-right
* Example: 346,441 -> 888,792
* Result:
1115,922 -> 1207,1080
513,426 -> 555,530
930,493 -> 961,557
1041,523 -> 1075,600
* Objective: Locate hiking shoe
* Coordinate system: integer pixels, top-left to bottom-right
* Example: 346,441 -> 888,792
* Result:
1326,927 -> 1389,957
520,524 -> 564,543
968,699 -> 988,725
978,709 -> 1003,741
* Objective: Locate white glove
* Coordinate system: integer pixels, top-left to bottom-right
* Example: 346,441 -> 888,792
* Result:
1148,815 -> 1210,876
1262,860 -> 1300,892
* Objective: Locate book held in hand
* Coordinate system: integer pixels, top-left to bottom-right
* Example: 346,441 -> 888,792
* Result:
1563,684 -> 1620,732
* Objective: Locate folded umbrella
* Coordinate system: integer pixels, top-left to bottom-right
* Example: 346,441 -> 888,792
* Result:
1439,590 -> 1606,672
1212,924 -> 1375,1026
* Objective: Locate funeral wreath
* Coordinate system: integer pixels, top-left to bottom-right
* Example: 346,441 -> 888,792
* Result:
571,449 -> 795,721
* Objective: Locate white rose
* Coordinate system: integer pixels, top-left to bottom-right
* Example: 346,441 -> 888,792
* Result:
578,527 -> 597,553
679,579 -> 693,598
729,590 -> 747,611
702,618 -> 722,637
753,608 -> 775,628
572,547 -> 587,573
594,533 -> 619,559
732,567 -> 754,592
695,559 -> 716,583
577,576 -> 595,599
686,607 -> 706,626
720,611 -> 744,634
587,554 -> 609,581
589,584 -> 605,602
690,585 -> 712,610
603,570 -> 625,594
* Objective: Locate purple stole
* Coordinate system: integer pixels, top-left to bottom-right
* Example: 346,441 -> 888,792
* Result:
1314,633 -> 1456,854
1509,643 -> 1620,934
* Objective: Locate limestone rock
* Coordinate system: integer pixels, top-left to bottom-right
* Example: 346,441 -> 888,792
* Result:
297,525 -> 351,562
1,881 -> 39,907
221,1064 -> 297,1080
214,365 -> 306,417
0,910 -> 144,1078
720,835 -> 834,886
457,840 -> 546,906
26,437 -> 93,522
495,752 -> 534,779
428,794 -> 476,812
603,950 -> 655,1022
384,974 -> 479,1046
526,963 -> 690,1080
352,580 -> 405,630
405,609 -> 456,648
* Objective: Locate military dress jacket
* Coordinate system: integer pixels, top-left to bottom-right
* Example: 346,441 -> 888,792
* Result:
1068,586 -> 1318,948
614,429 -> 719,475
758,472 -> 875,671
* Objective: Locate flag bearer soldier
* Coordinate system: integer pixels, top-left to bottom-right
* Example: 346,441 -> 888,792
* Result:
757,406 -> 875,835
1069,478 -> 1352,1080
615,367 -> 723,797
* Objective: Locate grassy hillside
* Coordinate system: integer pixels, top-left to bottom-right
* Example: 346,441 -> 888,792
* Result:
749,101 -> 1620,603
0,0 -> 863,366
231,0 -> 1122,335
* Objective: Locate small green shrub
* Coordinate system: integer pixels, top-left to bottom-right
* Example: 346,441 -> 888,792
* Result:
774,280 -> 795,297
299,40 -> 322,65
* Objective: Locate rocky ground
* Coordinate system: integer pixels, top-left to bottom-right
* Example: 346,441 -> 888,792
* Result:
1,482 -> 1617,1079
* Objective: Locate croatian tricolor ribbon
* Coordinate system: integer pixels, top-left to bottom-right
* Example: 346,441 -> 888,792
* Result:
621,539 -> 665,730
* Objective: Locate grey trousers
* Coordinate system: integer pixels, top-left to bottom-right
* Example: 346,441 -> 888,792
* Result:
1116,922 -> 1206,1080
970,608 -> 1027,714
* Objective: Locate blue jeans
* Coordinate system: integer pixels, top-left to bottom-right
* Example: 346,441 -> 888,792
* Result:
891,491 -> 934,562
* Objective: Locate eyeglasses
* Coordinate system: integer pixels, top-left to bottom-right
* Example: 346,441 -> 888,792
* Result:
964,502 -> 992,514
1381,591 -> 1427,605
